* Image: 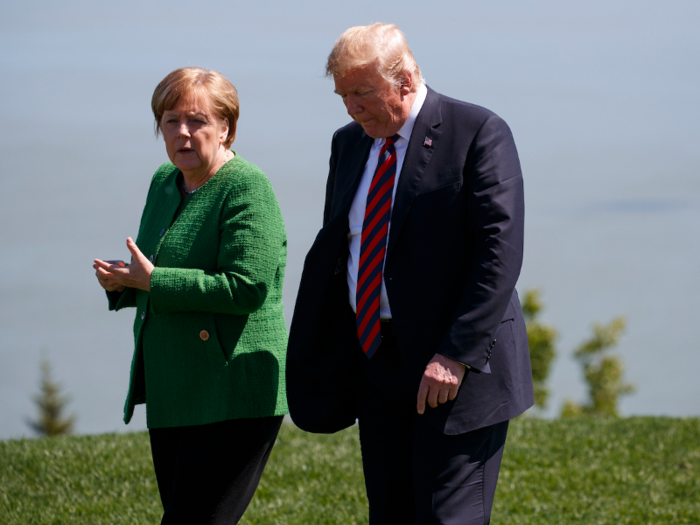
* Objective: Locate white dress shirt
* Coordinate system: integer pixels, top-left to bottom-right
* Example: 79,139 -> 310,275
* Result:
347,83 -> 428,318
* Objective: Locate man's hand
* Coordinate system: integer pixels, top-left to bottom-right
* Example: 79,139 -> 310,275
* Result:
417,354 -> 467,415
93,237 -> 154,292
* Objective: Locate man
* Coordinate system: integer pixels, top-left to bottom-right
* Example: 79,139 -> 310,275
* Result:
287,23 -> 534,524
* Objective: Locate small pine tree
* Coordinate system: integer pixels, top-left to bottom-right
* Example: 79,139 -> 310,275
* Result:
522,289 -> 557,410
561,317 -> 635,418
27,357 -> 76,437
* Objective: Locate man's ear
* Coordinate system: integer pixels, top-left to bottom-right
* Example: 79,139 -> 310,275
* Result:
399,71 -> 414,97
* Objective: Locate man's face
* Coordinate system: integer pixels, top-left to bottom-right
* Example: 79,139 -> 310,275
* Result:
333,65 -> 412,139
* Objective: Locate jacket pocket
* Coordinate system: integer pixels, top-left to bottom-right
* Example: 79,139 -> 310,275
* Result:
415,179 -> 461,200
197,315 -> 229,365
501,298 -> 517,323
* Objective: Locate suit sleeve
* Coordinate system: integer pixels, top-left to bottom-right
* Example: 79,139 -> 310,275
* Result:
323,131 -> 339,227
437,115 -> 524,373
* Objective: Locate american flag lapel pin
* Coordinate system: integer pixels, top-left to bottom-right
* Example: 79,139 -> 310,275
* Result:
423,136 -> 433,147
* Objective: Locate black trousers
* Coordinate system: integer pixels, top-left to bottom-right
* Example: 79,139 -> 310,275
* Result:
148,416 -> 283,525
357,323 -> 509,525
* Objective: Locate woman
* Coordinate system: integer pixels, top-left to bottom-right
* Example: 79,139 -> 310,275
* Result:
93,67 -> 288,524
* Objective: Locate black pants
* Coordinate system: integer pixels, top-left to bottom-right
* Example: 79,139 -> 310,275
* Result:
149,416 -> 283,525
357,323 -> 509,525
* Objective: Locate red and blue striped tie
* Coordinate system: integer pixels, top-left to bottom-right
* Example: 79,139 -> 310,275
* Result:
356,134 -> 400,358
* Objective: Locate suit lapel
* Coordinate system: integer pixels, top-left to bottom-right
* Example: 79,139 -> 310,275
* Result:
335,131 -> 373,218
387,87 -> 443,257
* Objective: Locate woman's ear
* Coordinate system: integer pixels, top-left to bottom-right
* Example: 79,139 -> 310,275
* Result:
221,118 -> 230,144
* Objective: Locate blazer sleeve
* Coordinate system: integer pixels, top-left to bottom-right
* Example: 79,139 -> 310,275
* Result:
148,171 -> 285,316
104,171 -> 161,313
106,288 -> 136,311
437,115 -> 524,372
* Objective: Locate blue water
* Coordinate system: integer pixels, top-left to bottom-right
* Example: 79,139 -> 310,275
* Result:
1,0 -> 699,439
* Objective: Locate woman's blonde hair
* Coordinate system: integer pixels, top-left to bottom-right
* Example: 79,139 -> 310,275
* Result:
326,23 -> 424,88
151,67 -> 240,148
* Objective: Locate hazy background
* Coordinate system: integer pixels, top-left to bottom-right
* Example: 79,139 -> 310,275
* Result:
1,0 -> 698,440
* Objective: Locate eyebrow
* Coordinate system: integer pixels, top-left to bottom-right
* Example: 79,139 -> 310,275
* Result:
334,86 -> 369,95
163,110 -> 209,118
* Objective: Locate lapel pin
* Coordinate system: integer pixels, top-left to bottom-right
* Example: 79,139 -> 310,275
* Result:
423,137 -> 433,147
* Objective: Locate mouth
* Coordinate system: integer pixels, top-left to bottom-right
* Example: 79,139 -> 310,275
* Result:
178,147 -> 194,154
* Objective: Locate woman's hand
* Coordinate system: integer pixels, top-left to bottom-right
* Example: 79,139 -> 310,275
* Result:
94,237 -> 154,292
94,259 -> 127,292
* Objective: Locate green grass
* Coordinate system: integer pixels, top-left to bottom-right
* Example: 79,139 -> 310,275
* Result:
1,417 -> 699,524
496,417 -> 700,524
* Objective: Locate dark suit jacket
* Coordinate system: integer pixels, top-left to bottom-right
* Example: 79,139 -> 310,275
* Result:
287,87 -> 534,435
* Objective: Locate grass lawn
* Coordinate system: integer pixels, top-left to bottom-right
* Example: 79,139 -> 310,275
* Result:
1,417 -> 698,524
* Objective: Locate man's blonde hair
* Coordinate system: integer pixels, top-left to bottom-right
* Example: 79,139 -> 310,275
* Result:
326,23 -> 424,89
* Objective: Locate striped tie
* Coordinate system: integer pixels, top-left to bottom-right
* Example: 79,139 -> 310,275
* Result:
356,134 -> 400,358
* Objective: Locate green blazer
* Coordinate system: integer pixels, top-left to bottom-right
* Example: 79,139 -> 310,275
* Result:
108,154 -> 288,428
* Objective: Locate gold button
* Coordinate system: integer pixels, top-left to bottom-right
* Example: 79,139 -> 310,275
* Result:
199,330 -> 209,341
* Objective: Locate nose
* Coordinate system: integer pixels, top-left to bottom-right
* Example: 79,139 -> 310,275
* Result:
345,96 -> 363,117
177,122 -> 191,138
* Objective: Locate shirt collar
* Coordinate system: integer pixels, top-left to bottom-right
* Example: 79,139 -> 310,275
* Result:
396,82 -> 428,142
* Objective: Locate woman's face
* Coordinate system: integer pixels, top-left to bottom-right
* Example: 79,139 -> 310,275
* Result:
161,93 -> 229,180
